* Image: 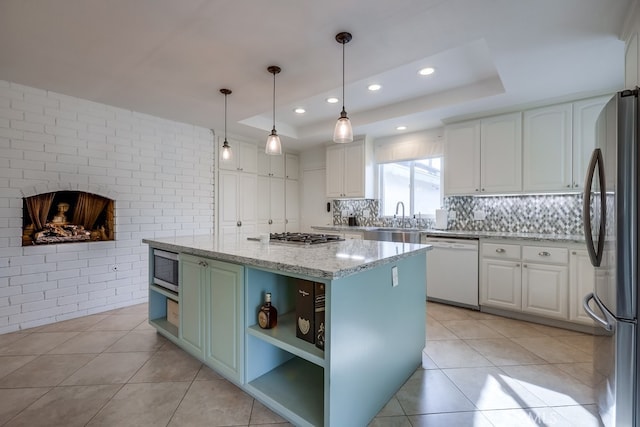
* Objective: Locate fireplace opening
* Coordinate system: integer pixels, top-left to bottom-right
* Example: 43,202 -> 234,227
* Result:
22,191 -> 114,246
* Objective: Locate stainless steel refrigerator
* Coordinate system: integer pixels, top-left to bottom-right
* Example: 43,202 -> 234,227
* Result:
583,89 -> 638,427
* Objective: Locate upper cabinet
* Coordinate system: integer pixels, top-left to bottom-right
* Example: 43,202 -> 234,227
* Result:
326,137 -> 374,198
285,153 -> 299,180
444,121 -> 480,195
444,112 -> 522,195
257,150 -> 285,178
523,96 -> 610,192
219,141 -> 258,174
522,104 -> 573,191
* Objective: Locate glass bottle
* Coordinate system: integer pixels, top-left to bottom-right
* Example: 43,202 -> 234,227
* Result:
258,292 -> 278,329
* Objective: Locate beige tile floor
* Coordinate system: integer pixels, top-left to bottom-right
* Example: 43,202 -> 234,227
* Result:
0,301 -> 602,426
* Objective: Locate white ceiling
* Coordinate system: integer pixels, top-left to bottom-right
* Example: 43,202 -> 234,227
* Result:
0,0 -> 632,152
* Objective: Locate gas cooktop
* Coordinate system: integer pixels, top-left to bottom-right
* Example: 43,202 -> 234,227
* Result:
269,232 -> 345,245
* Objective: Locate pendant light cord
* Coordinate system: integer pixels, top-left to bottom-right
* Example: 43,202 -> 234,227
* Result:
224,93 -> 228,140
341,39 -> 346,112
272,71 -> 276,132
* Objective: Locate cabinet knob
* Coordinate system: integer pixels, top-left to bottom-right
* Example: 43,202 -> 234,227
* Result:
198,260 -> 208,267
572,251 -> 577,255
523,264 -> 527,268
285,219 -> 289,224
481,188 -> 485,192
516,263 -> 520,267
475,189 -> 479,192
566,184 -> 571,188
237,221 -> 242,227
496,248 -> 506,253
574,183 -> 579,188
268,219 -> 273,225
538,251 -> 551,257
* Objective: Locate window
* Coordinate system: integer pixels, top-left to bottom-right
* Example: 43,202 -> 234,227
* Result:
379,157 -> 442,217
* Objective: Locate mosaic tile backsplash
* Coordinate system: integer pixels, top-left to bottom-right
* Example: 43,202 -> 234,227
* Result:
443,194 -> 584,235
333,194 -> 585,235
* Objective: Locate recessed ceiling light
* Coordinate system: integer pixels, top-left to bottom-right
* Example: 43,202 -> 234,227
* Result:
367,84 -> 382,91
294,107 -> 306,114
396,125 -> 407,131
326,97 -> 339,104
418,67 -> 435,76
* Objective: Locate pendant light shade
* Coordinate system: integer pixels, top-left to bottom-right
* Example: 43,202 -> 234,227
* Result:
219,88 -> 232,161
333,32 -> 353,144
266,65 -> 282,155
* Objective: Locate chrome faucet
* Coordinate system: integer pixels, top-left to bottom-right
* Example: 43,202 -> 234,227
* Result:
395,201 -> 405,228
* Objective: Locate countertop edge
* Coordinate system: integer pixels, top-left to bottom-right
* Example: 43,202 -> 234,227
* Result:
143,237 -> 431,280
311,225 -> 586,244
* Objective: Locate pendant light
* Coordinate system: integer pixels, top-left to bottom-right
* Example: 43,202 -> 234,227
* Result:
220,88 -> 232,161
333,32 -> 353,143
266,65 -> 283,155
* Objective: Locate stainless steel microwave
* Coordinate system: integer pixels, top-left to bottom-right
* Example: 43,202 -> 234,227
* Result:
152,249 -> 179,293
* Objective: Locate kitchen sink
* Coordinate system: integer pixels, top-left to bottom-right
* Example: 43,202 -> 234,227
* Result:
363,227 -> 422,243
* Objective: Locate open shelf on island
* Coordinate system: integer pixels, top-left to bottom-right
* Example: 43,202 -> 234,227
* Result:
149,284 -> 178,301
247,311 -> 325,367
149,317 -> 178,339
247,357 -> 324,427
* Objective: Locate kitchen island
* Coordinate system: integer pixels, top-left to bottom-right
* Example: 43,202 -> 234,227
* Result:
143,235 -> 430,427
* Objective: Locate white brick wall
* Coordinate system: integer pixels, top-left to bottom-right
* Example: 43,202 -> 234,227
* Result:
0,80 -> 214,333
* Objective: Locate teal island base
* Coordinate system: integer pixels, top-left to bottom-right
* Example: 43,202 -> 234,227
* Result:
144,236 -> 429,426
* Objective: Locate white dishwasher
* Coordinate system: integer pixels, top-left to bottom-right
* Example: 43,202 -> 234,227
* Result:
422,236 -> 479,309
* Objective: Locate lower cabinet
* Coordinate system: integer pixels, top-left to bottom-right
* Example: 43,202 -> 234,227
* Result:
569,249 -> 596,325
481,259 -> 522,310
481,240 -> 591,324
522,262 -> 568,319
179,254 -> 244,383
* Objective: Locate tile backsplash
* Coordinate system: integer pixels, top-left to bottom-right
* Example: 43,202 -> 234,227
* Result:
333,194 -> 584,235
443,194 -> 584,234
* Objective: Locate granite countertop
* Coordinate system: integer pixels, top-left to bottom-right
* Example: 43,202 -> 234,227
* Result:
311,225 -> 586,243
143,235 -> 431,280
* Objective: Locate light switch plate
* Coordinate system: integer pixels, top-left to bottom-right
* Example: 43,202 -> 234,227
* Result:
392,266 -> 399,287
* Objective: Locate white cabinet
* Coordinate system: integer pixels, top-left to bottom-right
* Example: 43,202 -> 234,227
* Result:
257,176 -> 285,234
285,179 -> 300,232
444,121 -> 481,195
481,241 -> 571,321
523,104 -> 573,191
569,249 -> 596,325
444,113 -> 521,195
285,153 -> 299,180
219,141 -> 258,174
522,263 -> 568,319
480,242 -> 521,310
258,151 -> 285,178
179,254 -> 244,382
480,113 -> 522,193
523,97 -> 609,192
219,170 -> 257,243
481,259 -> 522,310
326,138 -> 373,198
572,96 -> 611,189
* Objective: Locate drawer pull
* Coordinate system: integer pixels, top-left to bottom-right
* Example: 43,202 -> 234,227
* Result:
495,248 -> 506,253
538,251 -> 551,257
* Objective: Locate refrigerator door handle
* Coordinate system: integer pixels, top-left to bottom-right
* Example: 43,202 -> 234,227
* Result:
582,148 -> 606,267
583,292 -> 615,332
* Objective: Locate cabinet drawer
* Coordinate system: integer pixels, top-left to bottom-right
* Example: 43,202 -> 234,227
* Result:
482,243 -> 520,260
522,246 -> 568,264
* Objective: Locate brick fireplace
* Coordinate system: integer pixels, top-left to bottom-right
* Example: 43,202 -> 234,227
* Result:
22,190 -> 115,245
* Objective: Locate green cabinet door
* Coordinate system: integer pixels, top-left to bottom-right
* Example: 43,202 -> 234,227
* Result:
179,255 -> 206,358
205,261 -> 244,382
